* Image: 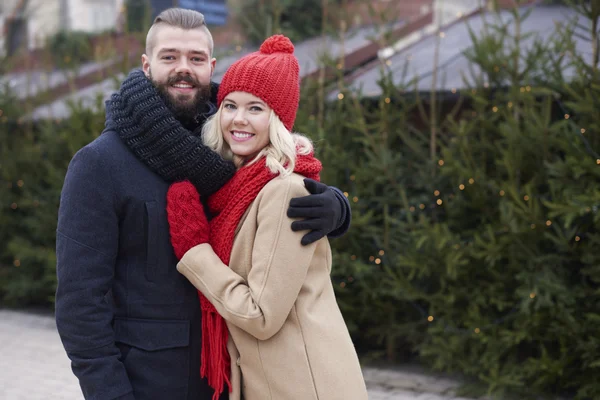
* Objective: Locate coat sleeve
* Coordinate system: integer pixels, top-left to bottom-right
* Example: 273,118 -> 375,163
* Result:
55,145 -> 135,400
177,178 -> 318,341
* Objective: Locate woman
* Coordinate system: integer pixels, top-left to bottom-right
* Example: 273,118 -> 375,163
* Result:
166,34 -> 368,400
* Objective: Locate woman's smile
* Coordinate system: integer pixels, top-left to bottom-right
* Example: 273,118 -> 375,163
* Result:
230,130 -> 256,142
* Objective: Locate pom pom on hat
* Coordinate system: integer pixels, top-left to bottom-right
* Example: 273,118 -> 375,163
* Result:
260,34 -> 294,55
217,34 -> 300,131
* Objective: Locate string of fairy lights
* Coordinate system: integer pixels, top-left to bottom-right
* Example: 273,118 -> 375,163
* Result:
336,86 -> 598,336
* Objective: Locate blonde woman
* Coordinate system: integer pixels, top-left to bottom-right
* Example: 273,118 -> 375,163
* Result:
166,35 -> 368,400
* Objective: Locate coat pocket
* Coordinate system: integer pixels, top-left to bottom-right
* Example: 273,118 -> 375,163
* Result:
114,317 -> 191,399
144,201 -> 159,282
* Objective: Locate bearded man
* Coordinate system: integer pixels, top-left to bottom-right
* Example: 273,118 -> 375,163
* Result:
54,8 -> 351,400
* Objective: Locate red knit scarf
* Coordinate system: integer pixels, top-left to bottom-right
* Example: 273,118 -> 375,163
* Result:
201,153 -> 322,399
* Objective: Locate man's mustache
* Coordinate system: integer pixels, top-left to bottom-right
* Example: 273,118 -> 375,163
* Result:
167,74 -> 199,86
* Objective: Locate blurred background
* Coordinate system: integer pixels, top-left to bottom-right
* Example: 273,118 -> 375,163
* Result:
1,0 -> 599,399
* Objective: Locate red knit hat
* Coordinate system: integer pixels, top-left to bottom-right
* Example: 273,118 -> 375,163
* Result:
217,35 -> 300,131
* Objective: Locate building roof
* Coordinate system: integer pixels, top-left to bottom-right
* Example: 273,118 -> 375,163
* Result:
1,59 -> 117,101
29,21 -> 405,120
30,74 -> 124,120
334,5 -> 592,99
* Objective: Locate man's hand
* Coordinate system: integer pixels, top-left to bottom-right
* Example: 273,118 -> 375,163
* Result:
287,178 -> 343,246
167,180 -> 210,259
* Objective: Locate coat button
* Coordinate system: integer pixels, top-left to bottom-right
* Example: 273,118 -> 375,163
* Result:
236,357 -> 241,366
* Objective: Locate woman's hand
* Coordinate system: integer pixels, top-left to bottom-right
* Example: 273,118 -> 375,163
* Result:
167,180 -> 210,259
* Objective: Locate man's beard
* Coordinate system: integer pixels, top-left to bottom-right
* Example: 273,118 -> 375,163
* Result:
148,71 -> 211,129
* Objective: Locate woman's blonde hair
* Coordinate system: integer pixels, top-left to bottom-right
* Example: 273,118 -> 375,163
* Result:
202,104 -> 313,176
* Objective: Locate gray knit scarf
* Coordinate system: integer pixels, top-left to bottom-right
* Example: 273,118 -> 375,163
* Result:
105,69 -> 235,197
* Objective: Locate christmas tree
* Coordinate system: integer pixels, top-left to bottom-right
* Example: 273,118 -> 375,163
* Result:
0,89 -> 105,306
295,1 -> 600,397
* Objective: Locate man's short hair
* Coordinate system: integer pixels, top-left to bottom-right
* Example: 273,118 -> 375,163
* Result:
145,8 -> 214,57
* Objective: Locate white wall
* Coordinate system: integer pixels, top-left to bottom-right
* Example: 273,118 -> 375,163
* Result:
378,0 -> 485,60
26,0 -> 62,49
0,0 -> 61,54
67,0 -> 119,33
0,7 -> 5,57
0,0 -> 121,56
433,0 -> 484,27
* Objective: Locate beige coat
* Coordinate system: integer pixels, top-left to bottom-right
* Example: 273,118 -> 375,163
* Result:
178,172 -> 368,400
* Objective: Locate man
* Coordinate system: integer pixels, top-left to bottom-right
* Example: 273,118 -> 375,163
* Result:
55,8 -> 351,400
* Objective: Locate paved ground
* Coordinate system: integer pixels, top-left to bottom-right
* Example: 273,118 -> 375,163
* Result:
0,309 -> 477,400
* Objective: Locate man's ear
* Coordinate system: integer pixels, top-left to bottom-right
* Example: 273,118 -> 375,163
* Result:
210,58 -> 216,76
142,54 -> 151,77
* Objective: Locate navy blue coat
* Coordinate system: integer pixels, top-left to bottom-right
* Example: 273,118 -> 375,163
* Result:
55,127 -> 227,400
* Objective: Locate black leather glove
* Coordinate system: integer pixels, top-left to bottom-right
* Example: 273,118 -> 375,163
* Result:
287,178 -> 344,246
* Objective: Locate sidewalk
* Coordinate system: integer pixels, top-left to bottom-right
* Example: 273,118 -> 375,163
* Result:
0,309 -> 477,400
